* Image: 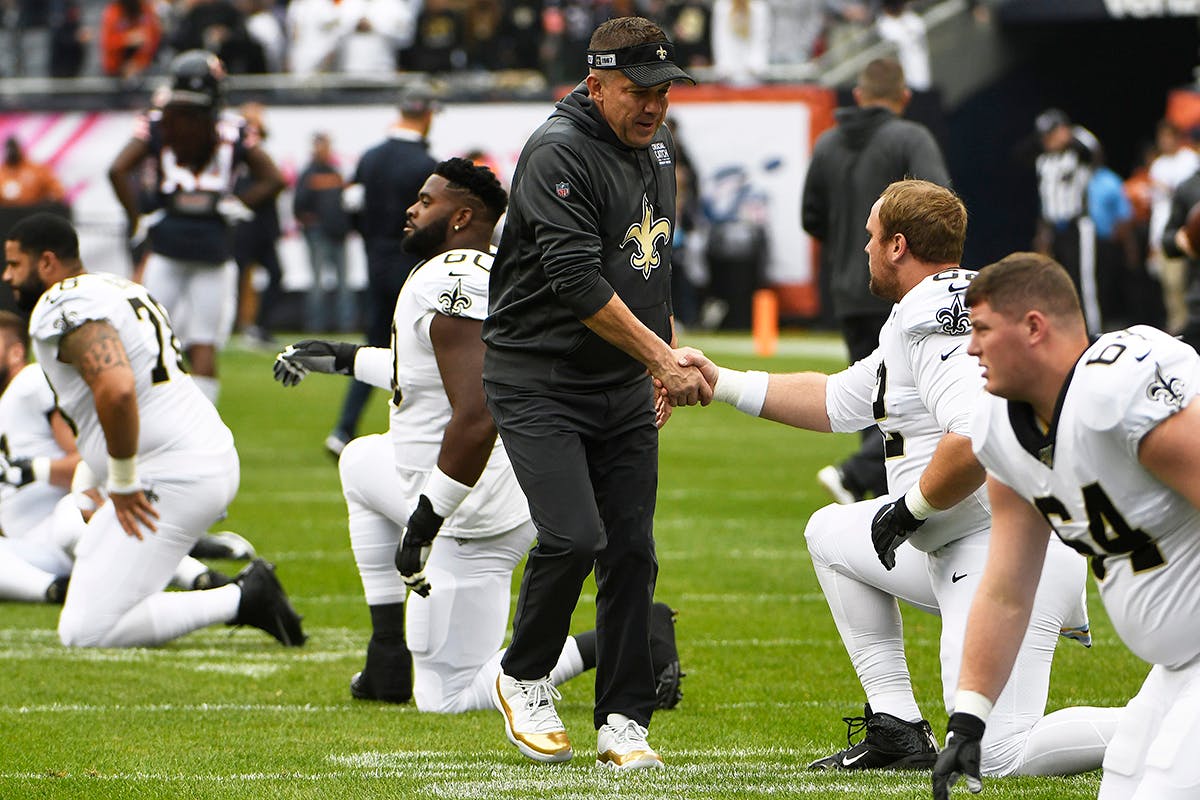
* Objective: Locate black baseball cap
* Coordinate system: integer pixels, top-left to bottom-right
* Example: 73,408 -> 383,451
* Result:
586,41 -> 695,87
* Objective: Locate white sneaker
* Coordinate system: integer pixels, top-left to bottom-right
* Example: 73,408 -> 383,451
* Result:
596,713 -> 664,770
817,465 -> 857,505
494,673 -> 572,763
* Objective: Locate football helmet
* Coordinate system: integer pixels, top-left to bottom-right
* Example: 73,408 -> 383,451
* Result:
164,50 -> 226,111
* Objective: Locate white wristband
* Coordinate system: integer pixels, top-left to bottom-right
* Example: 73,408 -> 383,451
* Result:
712,367 -> 769,416
421,466 -> 473,518
953,689 -> 994,723
71,460 -> 98,494
106,455 -> 142,494
904,482 -> 939,521
31,457 -> 51,484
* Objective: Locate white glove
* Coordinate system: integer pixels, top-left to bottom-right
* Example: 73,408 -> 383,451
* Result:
342,183 -> 365,213
217,195 -> 256,225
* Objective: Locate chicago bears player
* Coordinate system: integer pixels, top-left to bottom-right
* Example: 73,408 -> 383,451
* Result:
2,213 -> 303,648
678,180 -> 1118,778
274,159 -> 682,712
935,253 -> 1200,799
108,49 -> 285,405
0,311 -> 231,603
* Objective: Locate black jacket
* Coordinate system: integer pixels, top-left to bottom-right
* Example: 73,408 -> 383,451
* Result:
802,105 -> 949,319
351,133 -> 437,278
483,84 -> 678,391
1162,168 -> 1200,348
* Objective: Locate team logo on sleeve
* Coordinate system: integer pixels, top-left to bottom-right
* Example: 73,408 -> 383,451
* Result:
1147,363 -> 1186,409
53,308 -> 82,333
437,280 -> 472,316
622,194 -> 671,280
936,294 -> 971,336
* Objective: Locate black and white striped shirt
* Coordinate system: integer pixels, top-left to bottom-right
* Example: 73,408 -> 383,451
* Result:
1036,147 -> 1092,225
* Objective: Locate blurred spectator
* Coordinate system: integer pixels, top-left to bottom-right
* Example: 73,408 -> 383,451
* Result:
327,85 -> 438,458
293,131 -> 354,333
339,0 -> 417,75
233,102 -> 284,344
239,0 -> 285,73
100,0 -> 162,79
172,0 -> 265,73
767,0 -> 822,66
711,0 -> 771,86
875,0 -> 930,91
665,0 -> 711,68
1086,145 -> 1140,330
1148,119 -> 1199,333
0,137 -> 65,207
49,0 -> 90,79
820,0 -> 874,57
401,0 -> 466,73
538,0 -> 605,86
463,0 -> 502,70
286,0 -> 341,74
491,0 -> 544,71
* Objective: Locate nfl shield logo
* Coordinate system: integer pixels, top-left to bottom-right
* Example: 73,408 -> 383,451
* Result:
555,181 -> 570,199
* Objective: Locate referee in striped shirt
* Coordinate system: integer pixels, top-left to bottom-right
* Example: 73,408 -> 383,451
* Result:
1033,108 -> 1104,333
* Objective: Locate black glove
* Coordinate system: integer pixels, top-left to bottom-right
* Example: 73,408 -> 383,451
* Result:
932,712 -> 985,800
394,494 -> 444,597
0,455 -> 36,487
871,495 -> 926,570
272,340 -> 360,387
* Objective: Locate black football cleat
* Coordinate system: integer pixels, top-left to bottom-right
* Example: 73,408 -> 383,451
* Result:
349,637 -> 413,703
230,559 -> 306,646
193,569 -> 232,591
809,704 -> 938,770
650,601 -> 684,710
44,575 -> 70,604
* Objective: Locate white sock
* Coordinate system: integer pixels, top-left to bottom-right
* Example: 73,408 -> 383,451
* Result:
169,555 -> 209,589
549,636 -> 585,685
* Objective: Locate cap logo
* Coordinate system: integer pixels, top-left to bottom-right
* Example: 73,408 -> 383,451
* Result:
657,46 -> 667,60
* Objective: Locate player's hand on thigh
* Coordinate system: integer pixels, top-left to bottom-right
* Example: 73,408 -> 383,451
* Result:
109,489 -> 160,540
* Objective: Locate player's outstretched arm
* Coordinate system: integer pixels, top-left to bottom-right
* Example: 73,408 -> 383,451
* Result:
932,475 -> 1050,799
273,340 -> 362,386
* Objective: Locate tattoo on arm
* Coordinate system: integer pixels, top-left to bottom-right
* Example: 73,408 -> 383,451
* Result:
61,322 -> 131,384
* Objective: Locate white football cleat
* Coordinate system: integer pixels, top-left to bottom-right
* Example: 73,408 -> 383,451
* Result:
596,713 -> 664,770
817,465 -> 858,505
494,673 -> 572,763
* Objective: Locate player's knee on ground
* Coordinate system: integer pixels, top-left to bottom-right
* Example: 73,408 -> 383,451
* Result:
58,603 -> 109,647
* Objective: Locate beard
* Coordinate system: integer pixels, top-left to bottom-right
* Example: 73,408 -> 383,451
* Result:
401,216 -> 450,260
11,273 -> 46,313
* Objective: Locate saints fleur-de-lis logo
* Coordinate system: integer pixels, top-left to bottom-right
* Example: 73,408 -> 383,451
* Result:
936,293 -> 971,336
54,308 -> 80,333
622,195 -> 671,280
1146,363 -> 1185,409
437,280 -> 472,316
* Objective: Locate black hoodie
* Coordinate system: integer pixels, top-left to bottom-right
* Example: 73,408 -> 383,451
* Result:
483,83 -> 679,392
801,104 -> 949,320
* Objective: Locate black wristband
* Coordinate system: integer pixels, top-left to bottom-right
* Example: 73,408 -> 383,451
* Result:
946,711 -> 987,739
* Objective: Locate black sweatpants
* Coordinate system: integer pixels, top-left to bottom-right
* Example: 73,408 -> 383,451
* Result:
485,378 -> 660,730
838,312 -> 889,498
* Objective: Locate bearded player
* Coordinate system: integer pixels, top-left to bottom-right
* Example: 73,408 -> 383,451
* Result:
108,49 -> 284,406
274,158 -> 682,712
3,213 -> 303,648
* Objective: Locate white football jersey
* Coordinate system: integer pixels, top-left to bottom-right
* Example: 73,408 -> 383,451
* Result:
826,268 -> 990,551
28,273 -> 234,481
973,325 -> 1200,669
387,248 -> 528,539
0,364 -> 68,536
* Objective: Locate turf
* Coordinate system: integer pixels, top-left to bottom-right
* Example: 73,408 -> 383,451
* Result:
0,331 -> 1147,799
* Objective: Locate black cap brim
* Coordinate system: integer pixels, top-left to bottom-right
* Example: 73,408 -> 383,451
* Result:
621,62 -> 696,88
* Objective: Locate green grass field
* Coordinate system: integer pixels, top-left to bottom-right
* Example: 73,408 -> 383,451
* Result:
0,332 -> 1148,799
